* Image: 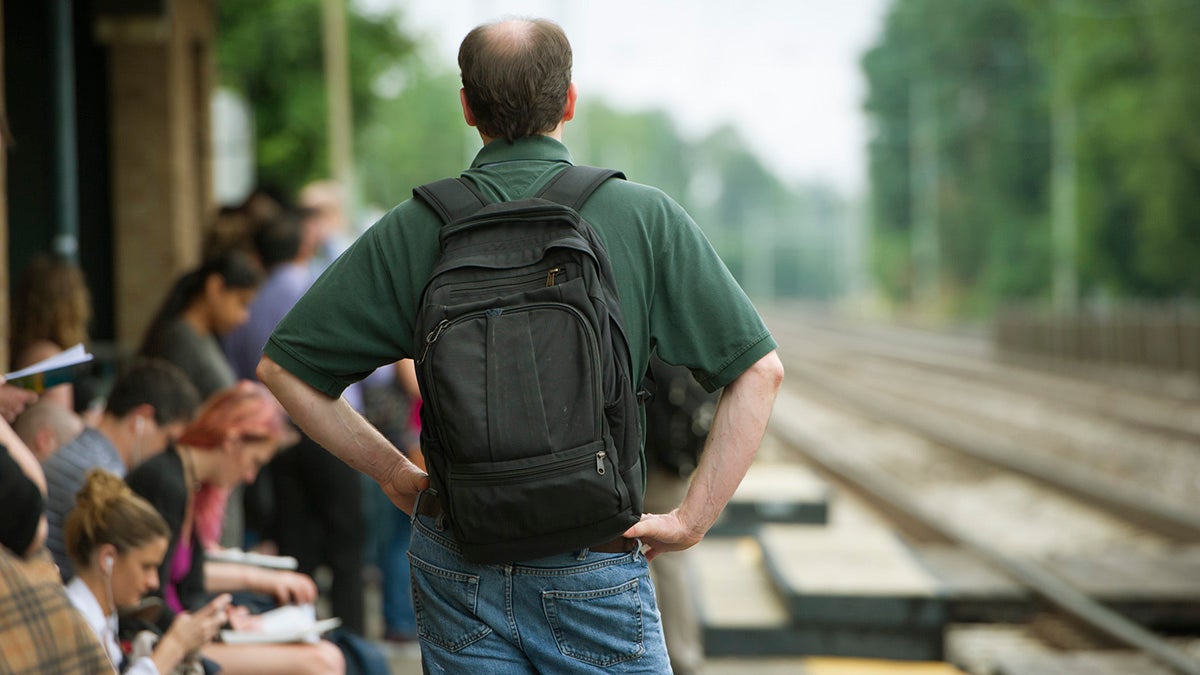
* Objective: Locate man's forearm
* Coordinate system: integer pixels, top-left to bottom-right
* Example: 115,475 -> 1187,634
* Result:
676,350 -> 784,539
257,355 -> 422,502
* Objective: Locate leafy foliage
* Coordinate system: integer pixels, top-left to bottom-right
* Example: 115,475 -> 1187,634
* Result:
216,0 -> 416,197
862,0 -> 1200,313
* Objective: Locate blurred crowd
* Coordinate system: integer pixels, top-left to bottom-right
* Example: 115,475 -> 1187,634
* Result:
0,181 -> 417,675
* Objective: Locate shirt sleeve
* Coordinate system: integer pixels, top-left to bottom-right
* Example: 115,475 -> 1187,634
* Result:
646,194 -> 776,391
264,204 -> 433,398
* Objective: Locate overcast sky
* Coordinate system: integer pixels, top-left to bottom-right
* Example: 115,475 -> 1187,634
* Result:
358,0 -> 890,196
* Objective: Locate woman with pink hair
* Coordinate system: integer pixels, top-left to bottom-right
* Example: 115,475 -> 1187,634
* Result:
126,381 -> 344,675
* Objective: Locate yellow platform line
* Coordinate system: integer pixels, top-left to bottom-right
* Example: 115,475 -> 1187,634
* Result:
804,658 -> 965,675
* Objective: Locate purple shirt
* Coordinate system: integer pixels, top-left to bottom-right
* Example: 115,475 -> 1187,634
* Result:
222,262 -> 314,382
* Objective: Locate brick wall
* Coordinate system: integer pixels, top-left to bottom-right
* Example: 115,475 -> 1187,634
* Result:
101,0 -> 215,352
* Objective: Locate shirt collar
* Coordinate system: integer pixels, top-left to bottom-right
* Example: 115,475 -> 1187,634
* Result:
470,135 -> 575,168
65,577 -> 119,660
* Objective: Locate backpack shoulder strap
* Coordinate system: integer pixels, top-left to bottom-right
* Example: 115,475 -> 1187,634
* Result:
537,165 -> 626,211
413,177 -> 489,224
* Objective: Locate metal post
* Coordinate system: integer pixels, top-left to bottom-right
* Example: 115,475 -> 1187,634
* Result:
321,0 -> 355,198
50,0 -> 79,262
1050,43 -> 1078,313
909,82 -> 940,311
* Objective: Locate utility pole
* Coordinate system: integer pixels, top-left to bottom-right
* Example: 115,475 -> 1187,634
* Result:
1050,22 -> 1078,312
909,82 -> 940,311
321,0 -> 355,198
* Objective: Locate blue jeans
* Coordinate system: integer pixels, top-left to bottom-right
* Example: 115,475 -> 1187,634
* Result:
384,505 -> 416,635
408,493 -> 672,673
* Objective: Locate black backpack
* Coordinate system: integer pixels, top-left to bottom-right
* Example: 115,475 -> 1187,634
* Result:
645,355 -> 719,478
412,165 -> 643,563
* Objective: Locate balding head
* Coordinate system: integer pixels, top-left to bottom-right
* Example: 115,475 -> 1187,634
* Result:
13,400 -> 84,462
458,18 -> 573,142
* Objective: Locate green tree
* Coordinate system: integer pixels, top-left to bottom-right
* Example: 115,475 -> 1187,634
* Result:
216,1 -> 416,196
862,0 -> 1053,314
357,66 -> 472,208
1037,0 -> 1200,297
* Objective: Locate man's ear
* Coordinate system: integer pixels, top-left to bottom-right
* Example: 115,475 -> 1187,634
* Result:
126,404 -> 155,434
460,88 -> 477,127
562,82 -> 578,123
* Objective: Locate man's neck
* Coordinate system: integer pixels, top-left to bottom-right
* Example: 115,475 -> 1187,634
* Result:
479,127 -> 564,145
94,416 -> 131,469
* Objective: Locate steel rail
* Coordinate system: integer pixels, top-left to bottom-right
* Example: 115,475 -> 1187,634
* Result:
770,385 -> 1200,675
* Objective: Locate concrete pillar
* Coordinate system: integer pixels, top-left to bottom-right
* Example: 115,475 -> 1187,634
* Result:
97,0 -> 214,353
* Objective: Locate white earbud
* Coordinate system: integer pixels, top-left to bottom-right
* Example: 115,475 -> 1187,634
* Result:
136,416 -> 146,434
104,555 -> 114,574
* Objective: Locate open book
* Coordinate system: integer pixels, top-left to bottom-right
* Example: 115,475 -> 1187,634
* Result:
219,604 -> 341,645
3,344 -> 94,392
205,548 -> 299,570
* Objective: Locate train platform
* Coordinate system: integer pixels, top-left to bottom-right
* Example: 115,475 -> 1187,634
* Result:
358,366 -> 1200,674
377,645 -> 965,675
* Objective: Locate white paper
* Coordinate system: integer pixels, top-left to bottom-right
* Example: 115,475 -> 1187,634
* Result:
3,343 -> 93,380
205,548 -> 299,570
219,604 -> 341,645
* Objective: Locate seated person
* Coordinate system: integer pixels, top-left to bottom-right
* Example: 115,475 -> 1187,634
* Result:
14,399 -> 85,463
0,423 -> 110,672
63,469 -> 230,674
127,381 -> 344,675
44,358 -> 200,578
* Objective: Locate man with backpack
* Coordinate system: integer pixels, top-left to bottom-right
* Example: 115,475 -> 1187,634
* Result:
258,17 -> 783,673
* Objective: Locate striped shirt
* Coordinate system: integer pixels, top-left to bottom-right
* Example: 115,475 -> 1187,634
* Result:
44,429 -> 125,579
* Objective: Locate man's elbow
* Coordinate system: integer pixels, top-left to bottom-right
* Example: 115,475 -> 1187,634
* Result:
256,355 -> 282,388
751,350 -> 785,392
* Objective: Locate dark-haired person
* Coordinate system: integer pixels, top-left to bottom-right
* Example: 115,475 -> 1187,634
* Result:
64,469 -> 230,674
140,251 -> 264,401
0,417 -> 112,673
45,358 -> 201,578
141,251 -> 265,550
127,382 -> 348,675
221,207 -> 369,635
258,17 -> 783,673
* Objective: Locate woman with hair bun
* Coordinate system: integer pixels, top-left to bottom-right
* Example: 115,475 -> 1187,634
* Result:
64,469 -> 230,674
126,381 -> 345,675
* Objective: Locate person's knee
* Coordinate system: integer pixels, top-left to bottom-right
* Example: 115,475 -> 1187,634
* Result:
303,641 -> 346,675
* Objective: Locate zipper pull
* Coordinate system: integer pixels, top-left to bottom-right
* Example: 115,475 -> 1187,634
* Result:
546,267 -> 564,287
595,450 -> 607,475
417,319 -> 450,364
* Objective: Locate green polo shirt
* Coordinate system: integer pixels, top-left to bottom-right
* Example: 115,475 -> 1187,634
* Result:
265,136 -> 775,398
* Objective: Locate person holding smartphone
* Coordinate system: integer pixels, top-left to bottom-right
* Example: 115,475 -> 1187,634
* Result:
63,469 -> 229,674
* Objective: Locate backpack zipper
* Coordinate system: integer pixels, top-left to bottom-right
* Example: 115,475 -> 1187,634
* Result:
445,268 -> 564,300
451,447 -> 610,483
417,319 -> 450,364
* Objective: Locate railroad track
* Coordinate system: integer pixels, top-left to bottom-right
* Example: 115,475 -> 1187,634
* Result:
761,310 -> 1200,674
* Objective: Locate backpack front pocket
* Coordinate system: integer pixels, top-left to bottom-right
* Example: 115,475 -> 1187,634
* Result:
445,441 -> 629,547
421,294 -> 602,463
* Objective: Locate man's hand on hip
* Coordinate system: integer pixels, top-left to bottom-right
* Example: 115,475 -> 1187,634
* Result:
381,456 -> 430,515
622,510 -> 703,561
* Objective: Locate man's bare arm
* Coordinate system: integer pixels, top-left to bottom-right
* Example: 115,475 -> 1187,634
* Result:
624,349 -> 784,560
256,355 -> 429,513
